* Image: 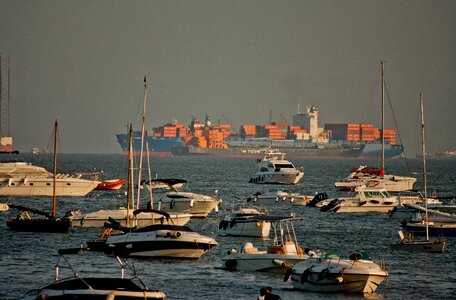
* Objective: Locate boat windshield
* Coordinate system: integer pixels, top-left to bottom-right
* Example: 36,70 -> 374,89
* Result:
274,163 -> 295,169
364,191 -> 387,198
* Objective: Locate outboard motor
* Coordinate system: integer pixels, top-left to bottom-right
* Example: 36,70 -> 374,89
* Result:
307,192 -> 328,207
320,199 -> 341,212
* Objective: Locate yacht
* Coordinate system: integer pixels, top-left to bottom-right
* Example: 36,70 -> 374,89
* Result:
148,178 -> 222,218
0,161 -> 100,197
249,149 -> 304,185
247,190 -> 314,206
102,214 -> 218,259
318,185 -> 398,213
284,250 -> 388,293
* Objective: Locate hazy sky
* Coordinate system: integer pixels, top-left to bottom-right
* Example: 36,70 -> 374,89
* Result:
1,0 -> 455,155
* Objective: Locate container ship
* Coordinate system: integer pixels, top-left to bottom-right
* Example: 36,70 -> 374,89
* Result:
116,106 -> 404,159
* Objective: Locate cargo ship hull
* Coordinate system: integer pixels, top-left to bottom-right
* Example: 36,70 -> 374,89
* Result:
116,133 -> 181,156
171,145 -> 365,159
117,136 -> 404,159
359,143 -> 404,159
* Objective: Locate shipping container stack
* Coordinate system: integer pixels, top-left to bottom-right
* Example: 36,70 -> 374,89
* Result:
347,123 -> 360,142
216,123 -> 232,139
382,128 -> 396,144
240,124 -> 256,138
287,126 -> 307,140
360,124 -> 375,142
207,128 -> 227,149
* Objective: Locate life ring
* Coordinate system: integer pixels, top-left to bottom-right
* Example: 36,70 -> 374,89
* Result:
275,246 -> 286,255
297,246 -> 304,255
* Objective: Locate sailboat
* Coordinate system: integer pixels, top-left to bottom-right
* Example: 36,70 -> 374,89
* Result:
392,94 -> 446,253
6,120 -> 71,233
335,62 -> 416,192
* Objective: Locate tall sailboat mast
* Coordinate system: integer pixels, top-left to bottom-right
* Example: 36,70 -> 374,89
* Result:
127,123 -> 133,227
52,120 -> 58,218
381,61 -> 385,174
136,76 -> 147,209
420,94 -> 429,241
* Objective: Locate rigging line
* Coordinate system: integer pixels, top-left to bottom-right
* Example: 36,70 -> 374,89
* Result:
384,82 -> 412,174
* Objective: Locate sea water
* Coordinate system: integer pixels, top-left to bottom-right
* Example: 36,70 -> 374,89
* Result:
1,153 -> 456,299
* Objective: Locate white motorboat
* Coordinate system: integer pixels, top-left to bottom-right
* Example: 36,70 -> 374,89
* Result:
18,247 -> 166,300
0,161 -> 100,197
218,207 -> 291,238
247,190 -> 315,206
222,217 -> 309,273
284,250 -> 388,293
148,178 -> 222,218
104,220 -> 218,259
67,207 -> 191,227
249,149 -> 304,185
318,185 -> 398,213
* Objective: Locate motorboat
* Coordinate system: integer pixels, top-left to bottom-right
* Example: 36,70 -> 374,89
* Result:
103,212 -> 218,259
248,149 -> 304,185
147,178 -> 223,218
318,185 -> 398,213
222,217 -> 310,273
284,250 -> 388,293
95,178 -> 126,190
247,190 -> 315,206
218,207 -> 287,238
18,247 -> 166,300
0,161 -> 100,197
67,207 -> 191,227
334,165 -> 416,192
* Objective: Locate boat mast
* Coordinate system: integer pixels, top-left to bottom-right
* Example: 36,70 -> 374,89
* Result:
420,94 -> 429,241
136,76 -> 147,209
127,123 -> 133,227
52,119 -> 58,218
381,61 -> 385,175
